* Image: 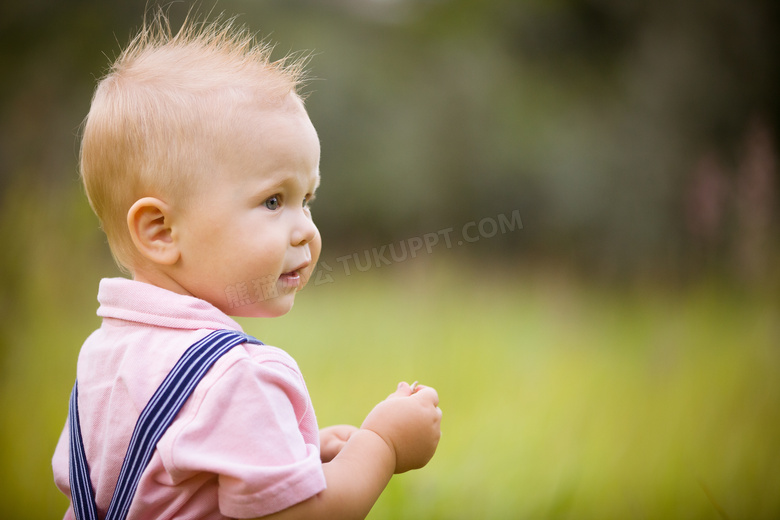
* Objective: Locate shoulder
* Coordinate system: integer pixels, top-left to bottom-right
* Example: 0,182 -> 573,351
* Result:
158,338 -> 320,474
214,339 -> 306,390
172,338 -> 313,427
141,335 -> 324,518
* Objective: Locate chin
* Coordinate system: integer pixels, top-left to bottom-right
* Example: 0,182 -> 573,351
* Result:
225,298 -> 296,319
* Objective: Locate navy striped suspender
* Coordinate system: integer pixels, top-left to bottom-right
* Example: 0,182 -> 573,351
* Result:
68,329 -> 261,520
69,383 -> 98,520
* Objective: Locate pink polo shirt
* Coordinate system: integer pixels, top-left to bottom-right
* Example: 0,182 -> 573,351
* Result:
52,278 -> 326,519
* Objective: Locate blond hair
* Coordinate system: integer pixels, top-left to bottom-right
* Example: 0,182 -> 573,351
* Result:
80,11 -> 308,271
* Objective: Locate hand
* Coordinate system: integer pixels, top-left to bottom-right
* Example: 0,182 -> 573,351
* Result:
360,382 -> 442,474
319,424 -> 359,462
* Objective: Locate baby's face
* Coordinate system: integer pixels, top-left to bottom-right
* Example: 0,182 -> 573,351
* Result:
171,94 -> 322,317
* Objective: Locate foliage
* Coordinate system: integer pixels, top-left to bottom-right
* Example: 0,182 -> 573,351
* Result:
251,264 -> 780,519
0,2 -> 778,518
4,250 -> 777,519
1,0 -> 778,282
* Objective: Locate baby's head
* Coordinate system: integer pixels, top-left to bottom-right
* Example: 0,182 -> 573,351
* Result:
81,13 -> 322,317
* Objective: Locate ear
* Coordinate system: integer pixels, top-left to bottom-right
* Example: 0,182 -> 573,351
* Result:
127,197 -> 180,266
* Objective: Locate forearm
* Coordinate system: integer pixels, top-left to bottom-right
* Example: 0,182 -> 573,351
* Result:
254,429 -> 395,520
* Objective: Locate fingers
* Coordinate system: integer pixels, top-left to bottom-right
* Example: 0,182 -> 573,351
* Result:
319,424 -> 358,462
389,381 -> 412,398
408,382 -> 438,406
390,381 -> 440,408
327,424 -> 359,442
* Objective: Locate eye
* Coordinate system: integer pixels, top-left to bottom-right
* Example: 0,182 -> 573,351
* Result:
303,194 -> 316,208
264,195 -> 280,210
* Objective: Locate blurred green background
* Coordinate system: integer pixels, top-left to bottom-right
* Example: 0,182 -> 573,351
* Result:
1,0 -> 778,518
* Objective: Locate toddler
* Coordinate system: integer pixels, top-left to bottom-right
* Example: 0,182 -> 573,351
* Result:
52,13 -> 441,520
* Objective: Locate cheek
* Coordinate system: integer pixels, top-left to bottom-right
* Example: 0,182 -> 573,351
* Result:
311,230 -> 322,263
302,234 -> 322,287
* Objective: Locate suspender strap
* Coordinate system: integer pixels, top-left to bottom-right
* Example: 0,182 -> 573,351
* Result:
69,329 -> 261,520
69,383 -> 98,520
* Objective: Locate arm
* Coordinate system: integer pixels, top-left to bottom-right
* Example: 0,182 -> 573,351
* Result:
252,382 -> 442,520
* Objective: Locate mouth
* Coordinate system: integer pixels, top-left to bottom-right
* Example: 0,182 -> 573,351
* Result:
279,261 -> 310,289
279,271 -> 300,289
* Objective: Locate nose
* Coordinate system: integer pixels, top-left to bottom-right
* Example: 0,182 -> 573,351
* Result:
291,209 -> 318,247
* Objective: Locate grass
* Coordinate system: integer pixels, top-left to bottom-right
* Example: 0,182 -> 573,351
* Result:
1,251 -> 778,519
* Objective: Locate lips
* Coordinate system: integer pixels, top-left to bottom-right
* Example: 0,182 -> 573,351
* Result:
279,261 -> 310,289
279,271 -> 301,289
285,260 -> 310,276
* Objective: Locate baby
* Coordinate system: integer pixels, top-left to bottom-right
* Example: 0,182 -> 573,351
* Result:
52,13 -> 441,520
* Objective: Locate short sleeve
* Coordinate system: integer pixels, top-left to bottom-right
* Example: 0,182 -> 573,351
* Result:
157,348 -> 326,518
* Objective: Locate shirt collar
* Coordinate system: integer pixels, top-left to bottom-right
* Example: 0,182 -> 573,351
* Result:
96,277 -> 244,332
